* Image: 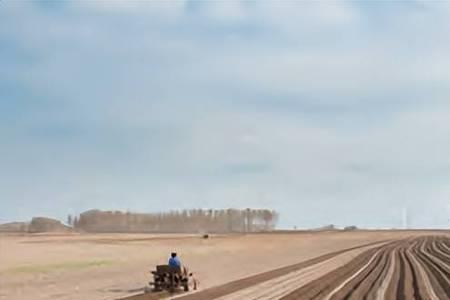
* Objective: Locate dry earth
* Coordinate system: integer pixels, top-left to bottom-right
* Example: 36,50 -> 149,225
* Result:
0,230 -> 447,300
125,233 -> 450,300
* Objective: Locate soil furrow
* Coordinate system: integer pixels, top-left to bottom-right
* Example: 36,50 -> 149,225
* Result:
119,236 -> 450,300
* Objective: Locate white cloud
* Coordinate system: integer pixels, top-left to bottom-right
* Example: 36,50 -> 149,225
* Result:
199,1 -> 247,22
70,0 -> 187,17
255,1 -> 360,31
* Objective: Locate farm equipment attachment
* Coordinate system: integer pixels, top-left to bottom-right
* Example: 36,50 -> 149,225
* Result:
148,265 -> 197,293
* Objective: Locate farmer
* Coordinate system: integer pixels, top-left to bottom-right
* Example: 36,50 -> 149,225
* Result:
167,252 -> 198,290
168,252 -> 181,267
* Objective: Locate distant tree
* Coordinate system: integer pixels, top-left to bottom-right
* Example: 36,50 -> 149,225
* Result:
262,210 -> 273,231
72,208 -> 278,233
67,214 -> 73,226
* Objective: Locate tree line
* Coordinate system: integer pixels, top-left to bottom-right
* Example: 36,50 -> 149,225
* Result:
67,208 -> 279,233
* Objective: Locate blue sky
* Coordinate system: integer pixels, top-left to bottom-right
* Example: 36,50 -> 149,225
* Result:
1,1 -> 450,229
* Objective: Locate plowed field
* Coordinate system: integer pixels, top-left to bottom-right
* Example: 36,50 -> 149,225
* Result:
124,235 -> 450,300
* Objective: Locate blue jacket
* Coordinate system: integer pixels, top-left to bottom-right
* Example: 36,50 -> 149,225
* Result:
168,257 -> 181,267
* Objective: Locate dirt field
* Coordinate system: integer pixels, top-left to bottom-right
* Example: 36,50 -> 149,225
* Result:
125,233 -> 450,300
1,231 -> 448,300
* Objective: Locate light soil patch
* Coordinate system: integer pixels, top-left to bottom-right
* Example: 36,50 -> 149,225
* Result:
7,260 -> 114,274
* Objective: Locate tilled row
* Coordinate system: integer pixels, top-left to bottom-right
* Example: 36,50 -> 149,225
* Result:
171,241 -> 387,300
280,236 -> 450,300
120,236 -> 450,300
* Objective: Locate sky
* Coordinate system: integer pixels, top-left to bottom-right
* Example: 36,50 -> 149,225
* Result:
1,1 -> 450,229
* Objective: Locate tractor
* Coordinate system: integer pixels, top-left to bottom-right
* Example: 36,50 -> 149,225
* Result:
148,265 -> 197,293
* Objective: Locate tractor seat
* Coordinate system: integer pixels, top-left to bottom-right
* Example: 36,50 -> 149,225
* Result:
156,265 -> 182,274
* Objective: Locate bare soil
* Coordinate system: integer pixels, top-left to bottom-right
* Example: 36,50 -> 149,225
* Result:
123,232 -> 450,300
0,230 -> 447,300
